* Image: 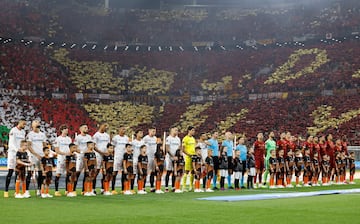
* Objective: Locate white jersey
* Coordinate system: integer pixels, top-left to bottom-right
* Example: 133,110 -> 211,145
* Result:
93,131 -> 110,153
132,138 -> 144,158
166,135 -> 181,156
74,134 -> 92,153
8,127 -> 25,152
27,131 -> 47,156
143,135 -> 157,158
53,135 -> 72,160
197,141 -> 208,161
111,135 -> 129,156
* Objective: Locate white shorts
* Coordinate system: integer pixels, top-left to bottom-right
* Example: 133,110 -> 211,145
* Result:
234,171 -> 243,179
56,156 -> 66,175
220,169 -> 228,177
7,150 -> 17,170
249,167 -> 256,176
95,152 -> 103,170
114,152 -> 124,172
29,154 -> 41,171
201,150 -> 208,162
165,155 -> 174,171
147,155 -> 155,173
133,153 -> 139,175
76,153 -> 84,172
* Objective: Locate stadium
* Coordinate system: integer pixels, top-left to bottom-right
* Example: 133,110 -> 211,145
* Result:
0,0 -> 360,223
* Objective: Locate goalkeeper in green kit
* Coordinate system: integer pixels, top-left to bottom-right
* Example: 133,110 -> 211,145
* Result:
263,131 -> 276,186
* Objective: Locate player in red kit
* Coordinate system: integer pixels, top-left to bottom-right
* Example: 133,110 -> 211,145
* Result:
326,134 -> 336,183
253,133 -> 265,188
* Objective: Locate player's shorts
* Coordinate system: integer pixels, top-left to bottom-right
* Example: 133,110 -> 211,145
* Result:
201,150 -> 208,163
212,156 -> 219,171
114,152 -> 125,172
56,156 -> 66,175
7,149 -> 17,169
241,160 -> 247,174
138,168 -> 147,180
207,170 -> 214,179
133,152 -> 139,175
220,169 -> 227,177
76,153 -> 85,172
176,169 -> 184,177
29,154 -> 41,171
255,158 -> 264,170
147,155 -> 155,173
184,156 -> 193,171
234,171 -> 242,179
165,154 -> 174,171
350,167 -> 355,175
95,152 -> 104,170
249,167 -> 256,176
227,156 -> 233,170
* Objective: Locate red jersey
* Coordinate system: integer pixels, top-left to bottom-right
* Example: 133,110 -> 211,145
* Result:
313,143 -> 321,160
341,141 -> 348,155
288,141 -> 296,152
277,139 -> 288,152
319,142 -> 327,157
303,141 -> 313,155
253,140 -> 265,160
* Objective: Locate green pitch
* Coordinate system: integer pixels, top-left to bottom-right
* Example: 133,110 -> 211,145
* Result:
1,183 -> 359,224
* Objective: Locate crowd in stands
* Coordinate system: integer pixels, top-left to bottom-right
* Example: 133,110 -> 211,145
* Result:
1,0 -> 360,45
0,0 -> 359,147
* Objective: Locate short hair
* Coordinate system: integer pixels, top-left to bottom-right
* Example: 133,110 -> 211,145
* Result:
187,126 -> 194,131
43,147 -> 49,152
195,146 -> 201,151
135,129 -> 143,135
350,151 -> 355,155
125,143 -> 132,148
87,141 -> 94,145
20,140 -> 27,144
140,145 -> 146,150
107,143 -> 114,148
69,143 -> 76,148
59,124 -> 68,132
79,124 -> 87,128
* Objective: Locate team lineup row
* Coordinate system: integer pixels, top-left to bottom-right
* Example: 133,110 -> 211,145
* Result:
4,119 -> 356,198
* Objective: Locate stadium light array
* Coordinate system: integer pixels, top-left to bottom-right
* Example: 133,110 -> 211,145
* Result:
92,44 -> 96,50
124,46 -> 129,51
70,44 -> 76,49
82,44 -> 87,48
169,46 -> 172,51
114,45 -> 118,51
179,46 -> 184,51
148,46 -> 151,51
61,43 -> 66,47
158,46 -> 162,51
136,46 -> 139,51
104,45 -> 108,50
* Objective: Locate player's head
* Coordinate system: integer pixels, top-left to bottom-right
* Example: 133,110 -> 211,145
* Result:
43,146 -> 50,156
257,132 -> 263,141
195,146 -> 201,156
17,120 -> 26,129
270,149 -> 276,157
135,129 -> 143,138
107,143 -> 114,154
211,131 -> 218,139
248,147 -> 254,154
225,131 -> 232,140
170,127 -> 178,136
268,131 -> 275,139
187,126 -> 195,136
319,135 -> 325,142
278,148 -> 284,156
307,135 -> 313,142
20,140 -> 27,150
99,123 -> 108,133
148,127 -> 156,136
280,132 -> 286,139
335,139 -> 341,145
79,124 -> 88,134
59,124 -> 68,135
326,134 -> 333,141
32,120 -> 41,131
69,143 -> 77,153
238,136 -> 245,145
156,144 -> 163,154
207,148 -> 213,157
304,148 -> 310,155
87,141 -> 94,149
118,126 -> 126,135
313,136 -> 318,143
322,154 -> 327,160
295,149 -> 302,157
291,135 -> 297,142
140,145 -> 147,155
125,143 -> 132,153
221,146 -> 227,154
350,151 -> 355,158
199,132 -> 207,140
287,150 -> 293,156
313,152 -> 318,158
235,150 -> 240,157
285,131 -> 291,140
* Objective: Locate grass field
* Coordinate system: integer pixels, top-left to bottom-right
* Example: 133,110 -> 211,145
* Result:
1,182 -> 360,224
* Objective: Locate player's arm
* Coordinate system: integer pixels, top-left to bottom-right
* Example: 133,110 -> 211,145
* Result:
84,156 -> 89,172
174,162 -> 178,176
16,158 -> 31,167
137,159 -> 143,175
27,142 -> 41,160
182,140 -> 190,157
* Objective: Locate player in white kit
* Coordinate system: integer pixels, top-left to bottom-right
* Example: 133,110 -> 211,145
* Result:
27,120 -> 47,196
142,127 -> 157,192
197,132 -> 210,189
111,126 -> 129,193
74,124 -> 92,193
164,127 -> 181,192
54,124 -> 72,196
131,129 -> 144,191
92,123 -> 110,194
4,120 -> 33,198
